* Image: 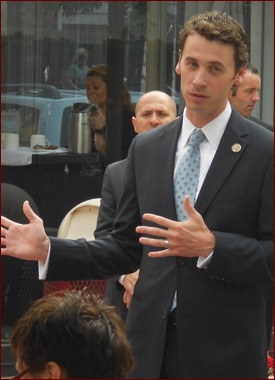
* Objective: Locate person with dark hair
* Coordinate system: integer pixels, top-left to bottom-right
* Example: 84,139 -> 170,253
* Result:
229,63 -> 273,131
230,63 -> 274,354
86,65 -> 136,158
10,289 -> 134,379
2,11 -> 273,378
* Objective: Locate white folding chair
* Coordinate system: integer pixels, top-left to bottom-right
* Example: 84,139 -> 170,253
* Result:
57,198 -> 101,240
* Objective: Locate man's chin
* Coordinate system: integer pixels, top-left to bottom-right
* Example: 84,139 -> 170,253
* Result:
244,107 -> 254,117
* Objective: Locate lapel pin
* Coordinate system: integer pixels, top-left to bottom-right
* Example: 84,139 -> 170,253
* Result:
231,143 -> 242,153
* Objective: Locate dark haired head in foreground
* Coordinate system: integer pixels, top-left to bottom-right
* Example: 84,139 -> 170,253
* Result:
11,290 -> 134,379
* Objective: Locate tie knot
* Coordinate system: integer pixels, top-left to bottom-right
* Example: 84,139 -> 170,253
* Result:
189,129 -> 205,146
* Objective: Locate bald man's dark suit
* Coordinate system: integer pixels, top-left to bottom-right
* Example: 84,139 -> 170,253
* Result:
48,109 -> 273,378
94,159 -> 129,320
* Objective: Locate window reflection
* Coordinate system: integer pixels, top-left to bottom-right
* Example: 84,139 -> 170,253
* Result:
1,1 -> 273,153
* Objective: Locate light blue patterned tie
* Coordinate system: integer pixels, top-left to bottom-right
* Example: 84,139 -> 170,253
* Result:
170,129 -> 204,311
174,128 -> 205,221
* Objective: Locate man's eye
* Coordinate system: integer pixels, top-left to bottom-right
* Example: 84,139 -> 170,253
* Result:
210,66 -> 221,72
187,61 -> 197,67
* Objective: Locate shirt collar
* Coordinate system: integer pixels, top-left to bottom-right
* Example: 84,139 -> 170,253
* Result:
181,101 -> 232,149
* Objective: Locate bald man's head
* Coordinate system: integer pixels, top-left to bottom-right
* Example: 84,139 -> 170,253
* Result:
132,91 -> 177,134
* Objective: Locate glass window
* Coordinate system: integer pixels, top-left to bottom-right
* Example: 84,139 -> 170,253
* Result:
2,1 -> 273,157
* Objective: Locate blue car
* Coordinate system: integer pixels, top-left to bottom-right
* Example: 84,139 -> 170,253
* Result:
2,84 -> 181,147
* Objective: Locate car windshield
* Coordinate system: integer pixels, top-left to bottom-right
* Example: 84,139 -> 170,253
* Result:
1,84 -> 153,148
1,83 -> 89,147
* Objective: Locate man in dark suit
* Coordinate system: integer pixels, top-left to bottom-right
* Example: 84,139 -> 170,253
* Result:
95,91 -> 177,320
1,11 -> 273,378
229,63 -> 274,353
229,63 -> 273,131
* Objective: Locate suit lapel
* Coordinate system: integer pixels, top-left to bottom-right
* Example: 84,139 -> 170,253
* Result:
195,111 -> 250,216
146,111 -> 251,220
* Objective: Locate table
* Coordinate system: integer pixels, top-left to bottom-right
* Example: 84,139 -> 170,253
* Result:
2,151 -> 104,229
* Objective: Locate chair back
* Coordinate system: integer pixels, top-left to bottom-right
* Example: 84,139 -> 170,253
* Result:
1,182 -> 40,221
57,198 -> 101,239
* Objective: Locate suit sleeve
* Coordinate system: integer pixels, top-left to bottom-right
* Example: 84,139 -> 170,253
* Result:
94,165 -> 117,238
47,141 -> 142,281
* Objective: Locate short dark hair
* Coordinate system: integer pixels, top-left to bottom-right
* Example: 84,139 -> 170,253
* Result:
10,290 -> 134,378
231,62 -> 260,96
179,11 -> 248,72
246,62 -> 259,75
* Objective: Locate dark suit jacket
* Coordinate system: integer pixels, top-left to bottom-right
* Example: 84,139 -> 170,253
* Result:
249,115 -> 273,132
48,110 -> 274,378
94,159 -> 129,320
248,115 -> 274,350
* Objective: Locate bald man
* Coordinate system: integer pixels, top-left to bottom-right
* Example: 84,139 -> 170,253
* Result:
95,91 -> 177,319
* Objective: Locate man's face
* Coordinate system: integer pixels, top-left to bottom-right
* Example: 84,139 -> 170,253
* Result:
176,34 -> 243,127
229,71 -> 261,117
132,93 -> 176,134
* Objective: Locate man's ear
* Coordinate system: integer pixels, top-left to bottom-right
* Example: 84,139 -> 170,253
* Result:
132,116 -> 138,133
42,361 -> 63,379
234,64 -> 246,87
175,50 -> 182,75
175,61 -> 181,75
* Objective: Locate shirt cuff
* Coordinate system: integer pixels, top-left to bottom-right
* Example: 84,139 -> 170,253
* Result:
118,275 -> 126,285
38,240 -> 51,280
197,251 -> 213,269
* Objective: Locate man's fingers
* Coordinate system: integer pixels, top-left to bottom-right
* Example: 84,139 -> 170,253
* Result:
141,213 -> 176,229
139,236 -> 168,248
183,196 -> 201,221
136,196 -> 201,237
136,225 -> 168,238
23,201 -> 41,223
1,216 -> 13,230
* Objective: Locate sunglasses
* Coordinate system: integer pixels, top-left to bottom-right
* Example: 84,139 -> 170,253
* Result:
12,368 -> 29,379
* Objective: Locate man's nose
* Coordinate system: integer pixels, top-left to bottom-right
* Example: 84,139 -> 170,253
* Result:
149,114 -> 160,126
192,70 -> 207,87
252,92 -> 260,102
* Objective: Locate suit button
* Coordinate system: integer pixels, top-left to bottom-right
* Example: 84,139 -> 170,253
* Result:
162,311 -> 168,319
177,257 -> 185,266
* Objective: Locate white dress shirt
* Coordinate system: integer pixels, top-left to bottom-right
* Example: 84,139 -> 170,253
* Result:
178,102 -> 232,268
